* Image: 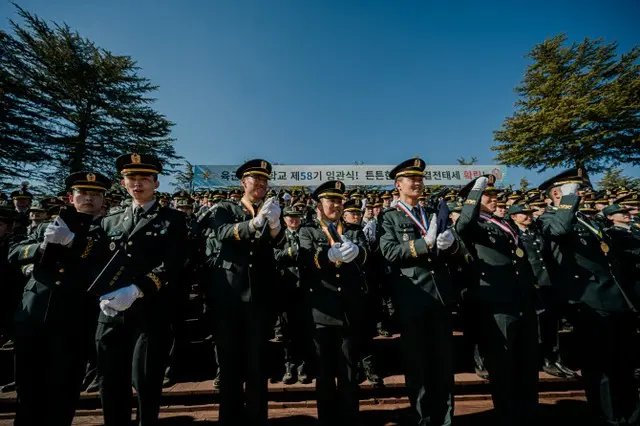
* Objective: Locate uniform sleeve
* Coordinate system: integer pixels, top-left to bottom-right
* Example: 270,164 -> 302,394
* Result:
8,232 -> 42,265
353,229 -> 369,265
274,242 -> 299,267
299,227 -> 334,270
135,212 -> 188,295
212,203 -> 256,242
378,211 -> 430,263
455,189 -> 483,238
538,195 -> 580,239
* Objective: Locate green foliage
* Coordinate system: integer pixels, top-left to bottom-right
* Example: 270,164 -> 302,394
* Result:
596,168 -> 640,190
0,4 -> 180,190
492,34 -> 640,173
172,161 -> 195,191
456,156 -> 478,165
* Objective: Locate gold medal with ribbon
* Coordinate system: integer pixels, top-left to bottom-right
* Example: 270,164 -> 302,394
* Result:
577,215 -> 609,255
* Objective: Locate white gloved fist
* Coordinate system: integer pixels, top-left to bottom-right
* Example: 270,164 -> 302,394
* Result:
423,214 -> 438,247
472,176 -> 489,192
560,183 -> 580,196
99,284 -> 142,313
327,243 -> 343,263
252,210 -> 268,228
43,217 -> 75,247
23,264 -> 34,277
436,229 -> 455,250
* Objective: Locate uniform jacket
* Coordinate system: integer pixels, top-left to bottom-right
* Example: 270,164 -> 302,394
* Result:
274,228 -> 302,291
378,205 -> 458,316
8,218 -> 108,325
207,199 -> 285,305
537,195 -> 632,312
518,221 -> 552,287
456,189 -> 536,308
101,201 -> 187,324
298,220 -> 368,327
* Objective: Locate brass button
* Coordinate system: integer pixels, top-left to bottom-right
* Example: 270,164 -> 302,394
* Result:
336,274 -> 340,278
55,281 -> 62,285
249,251 -> 253,255
337,287 -> 342,292
59,268 -> 65,273
249,264 -> 253,268
310,288 -> 314,292
127,254 -> 132,258
127,241 -> 133,246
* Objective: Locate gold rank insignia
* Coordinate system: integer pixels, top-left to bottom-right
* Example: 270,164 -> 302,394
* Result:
131,153 -> 141,164
414,159 -> 420,167
86,173 -> 96,182
261,160 -> 267,170
336,181 -> 342,190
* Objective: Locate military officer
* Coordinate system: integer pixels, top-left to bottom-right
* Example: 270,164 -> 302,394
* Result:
603,204 -> 640,306
456,175 -> 539,426
537,169 -> 640,426
378,158 -> 458,426
273,206 -> 312,385
10,183 -> 33,235
508,202 -> 577,379
26,200 -> 47,236
204,159 -> 284,426
298,180 -> 369,426
97,153 -> 187,426
8,171 -> 111,426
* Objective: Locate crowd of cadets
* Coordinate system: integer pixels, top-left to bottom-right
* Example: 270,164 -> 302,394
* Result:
0,155 -> 638,426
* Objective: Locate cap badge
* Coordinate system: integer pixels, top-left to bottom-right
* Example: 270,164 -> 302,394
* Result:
131,153 -> 141,164
335,182 -> 342,190
86,173 -> 96,182
261,161 -> 267,170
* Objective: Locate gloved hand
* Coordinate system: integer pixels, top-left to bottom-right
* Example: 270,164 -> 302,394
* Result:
339,235 -> 359,263
43,216 -> 75,247
99,284 -> 142,313
560,183 -> 579,196
472,176 -> 489,192
436,229 -> 455,250
23,264 -> 34,277
99,303 -> 119,317
327,242 -> 343,263
423,214 -> 438,247
267,202 -> 282,229
253,197 -> 276,228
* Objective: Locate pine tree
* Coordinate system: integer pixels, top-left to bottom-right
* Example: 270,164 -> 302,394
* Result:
492,34 -> 640,173
597,168 -> 640,191
1,5 -> 181,189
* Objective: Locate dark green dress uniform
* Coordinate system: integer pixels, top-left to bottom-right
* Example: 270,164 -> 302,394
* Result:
456,176 -> 539,426
298,182 -> 368,426
513,205 -> 575,378
273,208 -> 312,384
8,172 -> 111,426
537,171 -> 640,426
205,159 -> 285,426
377,160 -> 457,426
96,155 -> 187,426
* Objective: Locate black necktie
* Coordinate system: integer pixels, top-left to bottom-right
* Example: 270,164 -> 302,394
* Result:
133,206 -> 144,227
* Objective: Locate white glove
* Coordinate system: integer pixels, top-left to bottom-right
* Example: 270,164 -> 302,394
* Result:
423,214 -> 438,247
100,303 -> 119,317
99,284 -> 142,313
327,242 -> 343,263
267,203 -> 282,229
560,183 -> 579,196
23,264 -> 34,277
253,197 -> 276,228
436,229 -> 455,250
339,235 -> 359,263
43,217 -> 75,247
472,176 -> 489,192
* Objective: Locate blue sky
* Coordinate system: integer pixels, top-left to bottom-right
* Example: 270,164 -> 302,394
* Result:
3,0 -> 639,188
